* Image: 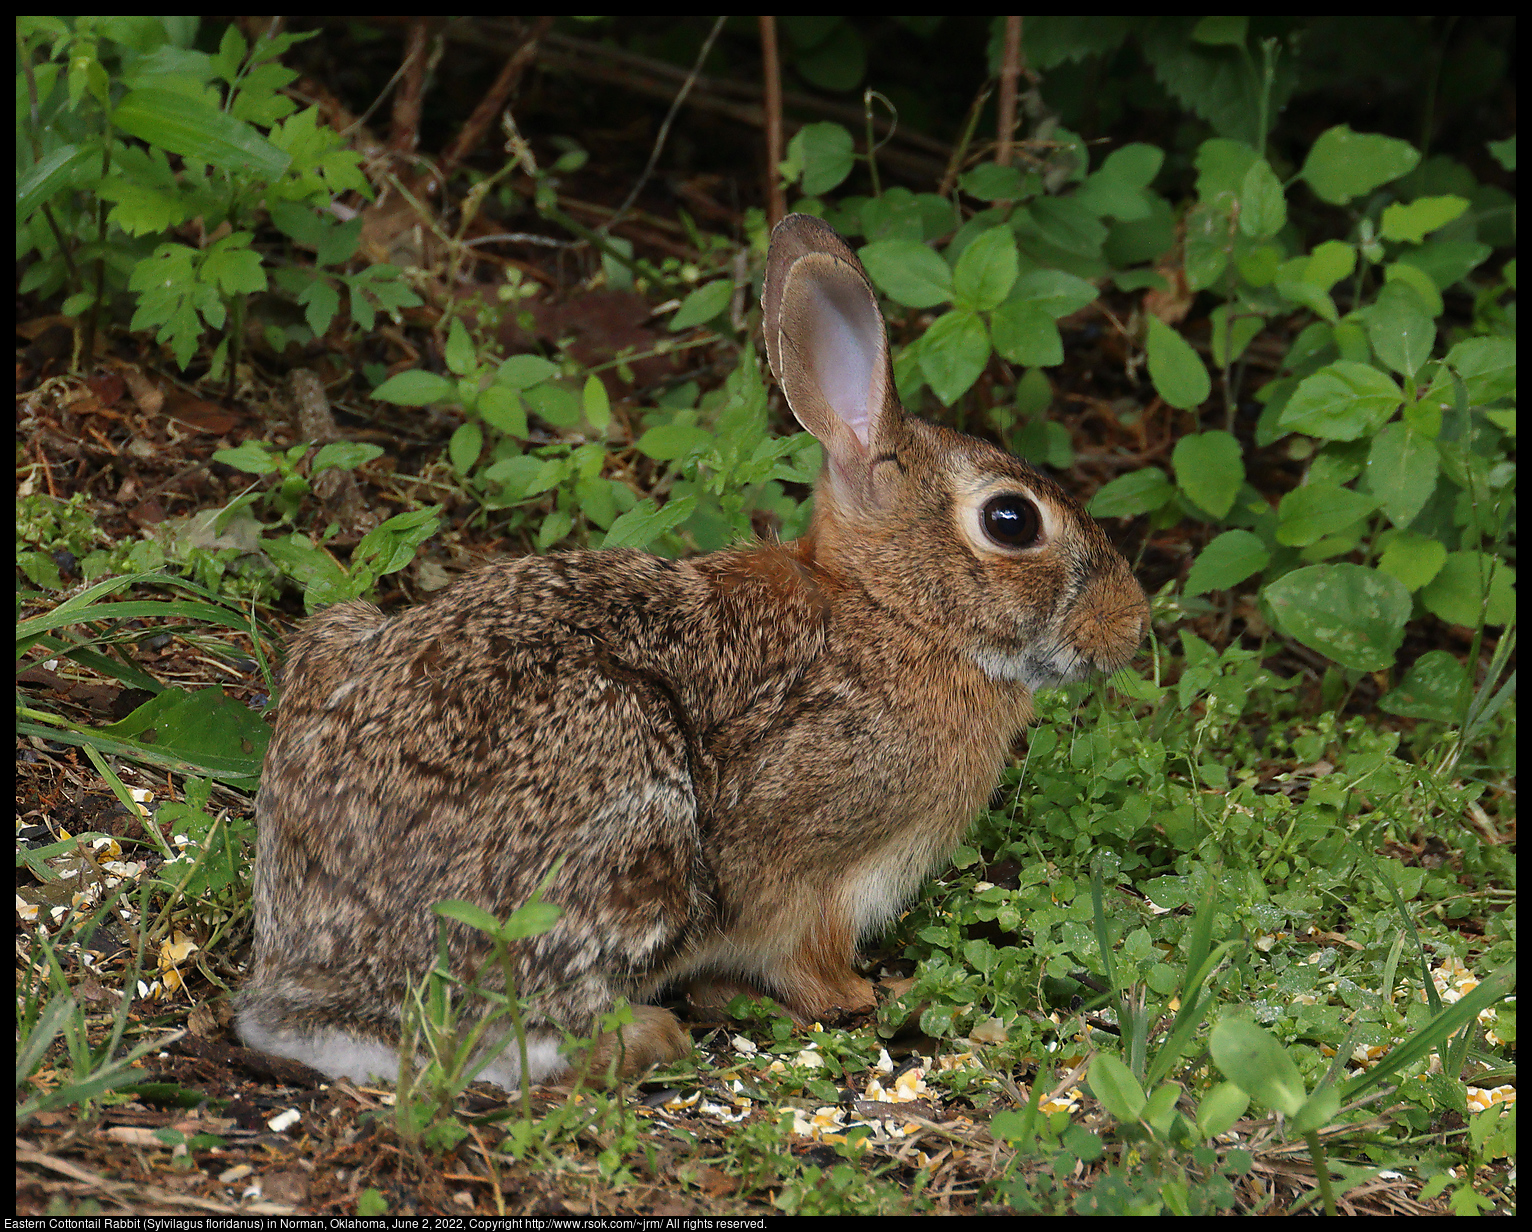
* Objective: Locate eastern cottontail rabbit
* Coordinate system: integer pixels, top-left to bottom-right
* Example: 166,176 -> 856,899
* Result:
236,214 -> 1149,1087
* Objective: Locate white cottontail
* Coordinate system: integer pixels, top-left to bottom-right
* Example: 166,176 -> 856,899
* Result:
236,214 -> 1149,1086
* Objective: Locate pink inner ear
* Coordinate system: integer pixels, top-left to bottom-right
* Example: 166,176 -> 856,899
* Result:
805,279 -> 885,447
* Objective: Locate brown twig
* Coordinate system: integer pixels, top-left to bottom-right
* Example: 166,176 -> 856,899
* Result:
995,17 -> 1023,167
441,16 -> 554,180
389,19 -> 432,154
760,16 -> 786,227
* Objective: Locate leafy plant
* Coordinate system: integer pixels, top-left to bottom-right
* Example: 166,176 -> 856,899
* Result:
17,17 -> 420,372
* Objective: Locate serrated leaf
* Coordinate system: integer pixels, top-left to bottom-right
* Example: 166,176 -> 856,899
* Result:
1264,563 -> 1411,671
1172,430 -> 1244,517
113,87 -> 290,180
1445,336 -> 1515,405
918,309 -> 990,405
1185,530 -> 1270,597
601,494 -> 698,550
1145,316 -> 1210,410
859,239 -> 953,308
951,225 -> 1019,311
1278,361 -> 1403,441
1088,468 -> 1176,518
1366,421 -> 1439,527
1300,125 -> 1420,205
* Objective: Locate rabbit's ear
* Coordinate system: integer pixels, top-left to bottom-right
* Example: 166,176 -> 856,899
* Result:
764,215 -> 897,509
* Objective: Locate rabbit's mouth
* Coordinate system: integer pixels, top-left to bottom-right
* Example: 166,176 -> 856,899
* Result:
967,645 -> 1093,691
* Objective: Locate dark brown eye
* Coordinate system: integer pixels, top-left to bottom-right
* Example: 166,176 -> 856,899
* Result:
981,493 -> 1041,548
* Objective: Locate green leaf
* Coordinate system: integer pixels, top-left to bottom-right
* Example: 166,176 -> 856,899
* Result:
1145,316 -> 1210,410
1275,483 -> 1377,546
1366,421 -> 1439,527
17,145 -> 98,222
1010,268 -> 1099,319
918,310 -> 990,405
582,375 -> 611,431
1300,125 -> 1420,205
353,506 -> 441,576
1191,16 -> 1248,46
1264,563 -> 1411,671
444,317 -> 477,376
477,385 -> 526,437
859,240 -> 953,308
601,494 -> 698,550
1210,1019 -> 1306,1116
1197,1082 -> 1251,1138
1238,159 -> 1286,240
960,163 -> 1025,202
212,442 -> 279,474
1379,650 -> 1467,723
98,686 -> 269,782
496,354 -> 560,389
113,87 -> 290,180
1278,361 -> 1403,441
449,422 -> 483,474
1088,468 -> 1175,519
1445,336 -> 1516,405
312,441 -> 384,472
1185,530 -> 1271,597
1364,283 -> 1435,379
951,225 -> 1019,311
522,383 -> 581,428
1376,531 -> 1447,592
1380,194 -> 1470,244
785,122 -> 856,196
635,423 -> 713,462
989,301 -> 1062,367
670,280 -> 733,331
1418,552 -> 1515,628
373,369 -> 456,406
1172,430 -> 1244,518
1088,1054 -> 1146,1123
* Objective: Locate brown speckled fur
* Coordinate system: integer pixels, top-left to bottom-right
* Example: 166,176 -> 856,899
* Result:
236,215 -> 1149,1084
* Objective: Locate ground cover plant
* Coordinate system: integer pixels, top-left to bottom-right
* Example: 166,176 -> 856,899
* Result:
16,15 -> 1514,1218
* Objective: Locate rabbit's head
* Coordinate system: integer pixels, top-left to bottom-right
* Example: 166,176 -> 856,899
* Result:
763,213 -> 1147,690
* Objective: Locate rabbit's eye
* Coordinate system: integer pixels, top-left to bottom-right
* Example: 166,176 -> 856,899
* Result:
981,493 -> 1041,549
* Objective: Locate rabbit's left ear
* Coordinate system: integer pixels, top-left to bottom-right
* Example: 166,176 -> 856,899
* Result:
763,214 -> 899,511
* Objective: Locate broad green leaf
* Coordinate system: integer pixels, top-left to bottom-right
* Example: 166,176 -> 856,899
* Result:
1210,1019 -> 1307,1116
312,441 -> 384,472
431,900 -> 503,936
635,423 -> 713,461
1376,531 -> 1447,592
1418,552 -> 1515,628
1264,563 -> 1411,671
1445,336 -> 1516,405
1278,361 -> 1403,441
1380,194 -> 1470,244
1145,316 -> 1210,410
1366,421 -> 1439,527
960,163 -> 1025,202
784,122 -> 856,196
479,385 -> 527,437
1088,1054 -> 1146,1123
1384,262 -> 1445,318
496,354 -> 560,389
1275,483 -> 1377,546
1238,158 -> 1286,240
113,87 -> 290,180
1010,268 -> 1099,319
859,239 -> 953,308
1022,196 -> 1107,257
1364,288 -> 1435,379
918,309 -> 990,405
989,301 -> 1062,367
1099,142 -> 1164,189
670,280 -> 732,331
1172,430 -> 1244,518
1300,125 -> 1420,205
601,494 -> 698,550
1207,303 -> 1264,368
17,145 -> 97,221
98,686 -> 269,781
951,225 -> 1019,311
353,506 -> 440,576
1197,1083 -> 1251,1138
1184,530 -> 1270,597
444,316 -> 476,376
860,187 -> 926,242
212,442 -> 279,474
1379,649 -> 1467,723
1303,240 -> 1356,292
1088,468 -> 1175,519
373,369 -> 455,406
522,383 -> 581,428
1183,202 -> 1231,292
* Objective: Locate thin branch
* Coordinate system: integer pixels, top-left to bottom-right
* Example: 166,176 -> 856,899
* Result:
760,16 -> 786,227
995,16 -> 1023,167
606,15 -> 728,231
441,16 -> 554,180
388,19 -> 432,154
